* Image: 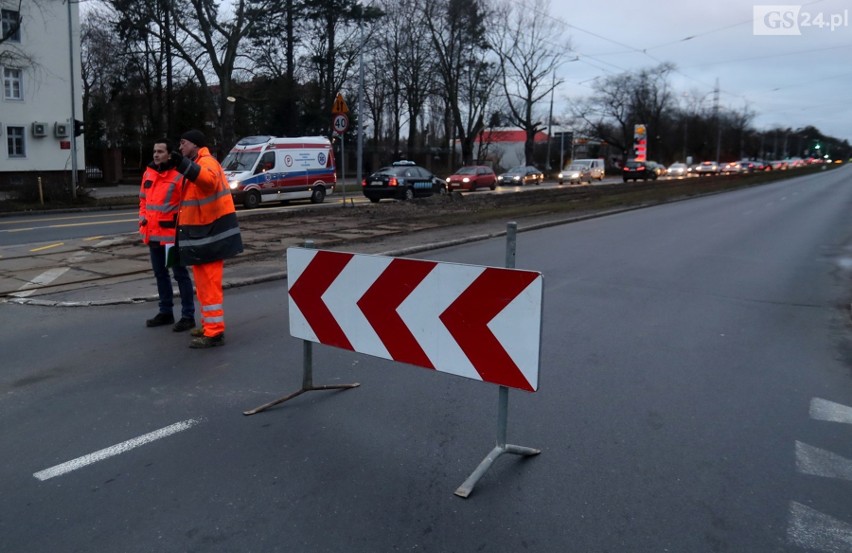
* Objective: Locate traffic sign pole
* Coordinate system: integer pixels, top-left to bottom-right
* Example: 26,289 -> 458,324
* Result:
332,113 -> 350,206
341,133 -> 346,205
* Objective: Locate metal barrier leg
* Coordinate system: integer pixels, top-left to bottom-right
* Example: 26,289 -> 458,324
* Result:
243,339 -> 360,416
244,238 -> 359,416
454,386 -> 540,498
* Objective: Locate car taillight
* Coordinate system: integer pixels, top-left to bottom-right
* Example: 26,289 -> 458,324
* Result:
361,178 -> 367,187
389,177 -> 398,187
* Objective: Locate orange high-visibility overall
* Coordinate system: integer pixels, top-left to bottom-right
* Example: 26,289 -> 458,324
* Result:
176,147 -> 243,337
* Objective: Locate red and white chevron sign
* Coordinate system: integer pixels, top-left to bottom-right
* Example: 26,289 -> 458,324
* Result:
287,248 -> 543,392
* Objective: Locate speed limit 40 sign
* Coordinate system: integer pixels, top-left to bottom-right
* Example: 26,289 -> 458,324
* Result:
333,113 -> 349,134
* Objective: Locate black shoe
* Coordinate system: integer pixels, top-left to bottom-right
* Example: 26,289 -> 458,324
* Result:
189,333 -> 225,349
172,318 -> 195,332
190,327 -> 204,337
146,312 -> 175,327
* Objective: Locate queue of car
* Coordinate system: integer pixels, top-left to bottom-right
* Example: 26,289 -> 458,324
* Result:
360,155 -> 828,202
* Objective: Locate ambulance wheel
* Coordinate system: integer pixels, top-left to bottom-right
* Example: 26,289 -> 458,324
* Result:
244,190 -> 261,209
310,186 -> 326,204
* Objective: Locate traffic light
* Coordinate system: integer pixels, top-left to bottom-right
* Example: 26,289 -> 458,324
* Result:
74,119 -> 84,137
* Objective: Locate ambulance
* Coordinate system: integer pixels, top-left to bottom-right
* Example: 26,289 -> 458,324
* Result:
222,136 -> 336,208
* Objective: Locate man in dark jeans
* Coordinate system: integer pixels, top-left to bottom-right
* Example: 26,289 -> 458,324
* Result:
139,139 -> 195,331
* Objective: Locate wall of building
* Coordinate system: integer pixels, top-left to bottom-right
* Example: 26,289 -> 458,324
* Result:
0,0 -> 84,189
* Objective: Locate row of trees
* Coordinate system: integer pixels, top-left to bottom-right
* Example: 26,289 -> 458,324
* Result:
79,0 -> 850,175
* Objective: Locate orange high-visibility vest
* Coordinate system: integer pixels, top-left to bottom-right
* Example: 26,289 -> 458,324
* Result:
139,164 -> 183,245
176,147 -> 243,265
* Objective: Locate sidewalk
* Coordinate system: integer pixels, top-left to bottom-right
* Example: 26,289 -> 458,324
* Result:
86,184 -> 139,199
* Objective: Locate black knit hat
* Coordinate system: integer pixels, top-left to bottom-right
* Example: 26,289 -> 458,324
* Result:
181,129 -> 207,148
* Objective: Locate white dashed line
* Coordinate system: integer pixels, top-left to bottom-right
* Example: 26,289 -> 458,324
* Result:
787,501 -> 852,552
796,441 -> 852,482
12,267 -> 70,298
788,399 -> 852,551
33,418 -> 203,481
810,398 -> 852,424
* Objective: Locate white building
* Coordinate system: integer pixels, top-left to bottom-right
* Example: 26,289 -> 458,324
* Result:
0,0 -> 84,195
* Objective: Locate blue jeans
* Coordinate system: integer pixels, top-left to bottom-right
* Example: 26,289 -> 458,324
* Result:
149,241 -> 195,319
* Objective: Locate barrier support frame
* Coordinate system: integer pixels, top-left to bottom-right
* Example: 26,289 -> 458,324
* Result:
454,222 -> 541,498
243,240 -> 360,416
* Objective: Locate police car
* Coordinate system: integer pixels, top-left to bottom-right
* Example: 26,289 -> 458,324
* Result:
361,161 -> 447,202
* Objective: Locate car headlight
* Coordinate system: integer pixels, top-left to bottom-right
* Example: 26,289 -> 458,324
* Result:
462,177 -> 470,183
512,175 -> 520,181
229,180 -> 240,190
557,172 -> 563,179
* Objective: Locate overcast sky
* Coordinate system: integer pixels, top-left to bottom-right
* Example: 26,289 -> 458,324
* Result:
543,0 -> 851,142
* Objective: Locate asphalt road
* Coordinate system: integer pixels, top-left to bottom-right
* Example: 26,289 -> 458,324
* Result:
2,167 -> 852,552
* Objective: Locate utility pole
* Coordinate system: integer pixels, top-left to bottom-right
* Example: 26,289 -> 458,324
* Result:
66,0 -> 78,199
713,78 -> 721,162
356,22 -> 366,200
545,72 -> 554,170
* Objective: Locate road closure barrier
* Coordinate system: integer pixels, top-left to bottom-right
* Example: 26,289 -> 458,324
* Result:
245,224 -> 543,497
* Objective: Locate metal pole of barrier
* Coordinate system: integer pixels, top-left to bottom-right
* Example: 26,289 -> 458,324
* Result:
455,222 -> 541,498
243,239 -> 360,416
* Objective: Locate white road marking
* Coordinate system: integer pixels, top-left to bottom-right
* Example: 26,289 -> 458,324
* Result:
33,418 -> 203,481
796,441 -> 852,482
9,237 -> 116,297
787,501 -> 852,552
810,398 -> 852,424
12,267 -> 70,298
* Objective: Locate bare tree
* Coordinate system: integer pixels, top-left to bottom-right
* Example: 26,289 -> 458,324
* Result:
301,0 -> 383,135
492,0 -> 568,166
424,0 -> 497,168
244,0 -> 309,135
574,63 -> 675,160
106,0 -> 275,153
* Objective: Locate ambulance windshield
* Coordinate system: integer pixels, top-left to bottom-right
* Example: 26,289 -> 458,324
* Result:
223,150 -> 260,172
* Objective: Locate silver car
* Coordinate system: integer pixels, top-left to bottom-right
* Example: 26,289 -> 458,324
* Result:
558,164 -> 592,185
667,162 -> 688,177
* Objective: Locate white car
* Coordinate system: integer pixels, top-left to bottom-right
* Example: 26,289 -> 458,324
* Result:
667,162 -> 688,177
695,161 -> 719,175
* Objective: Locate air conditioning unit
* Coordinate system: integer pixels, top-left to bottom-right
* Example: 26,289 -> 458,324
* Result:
54,122 -> 69,138
32,122 -> 48,137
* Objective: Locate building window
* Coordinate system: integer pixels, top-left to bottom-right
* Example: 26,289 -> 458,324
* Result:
3,67 -> 22,100
1,9 -> 21,42
7,126 -> 25,157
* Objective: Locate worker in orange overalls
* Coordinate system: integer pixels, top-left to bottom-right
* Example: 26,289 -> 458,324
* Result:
139,138 -> 195,332
171,130 -> 243,348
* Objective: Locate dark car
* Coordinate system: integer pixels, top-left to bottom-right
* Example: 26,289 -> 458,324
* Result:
497,165 -> 545,186
362,161 -> 446,202
445,165 -> 497,191
622,160 -> 658,182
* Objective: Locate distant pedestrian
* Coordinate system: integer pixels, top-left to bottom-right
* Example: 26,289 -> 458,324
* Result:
171,130 -> 243,348
139,139 -> 196,332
